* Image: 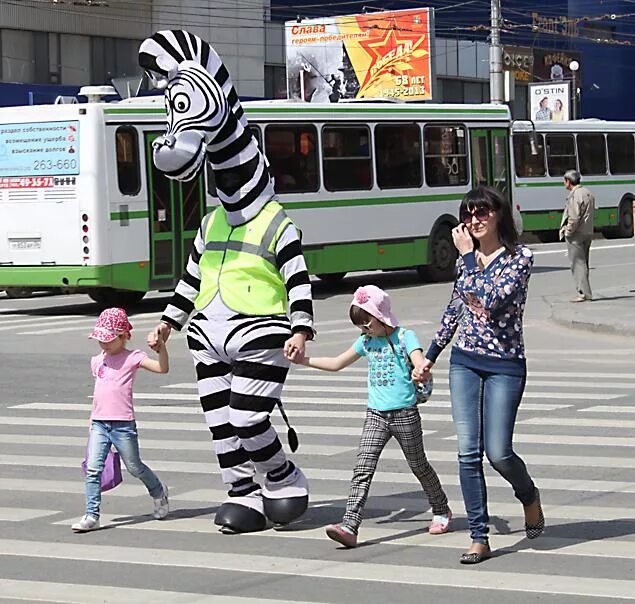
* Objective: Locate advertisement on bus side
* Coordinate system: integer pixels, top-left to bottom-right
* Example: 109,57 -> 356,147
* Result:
0,120 -> 80,178
285,8 -> 434,103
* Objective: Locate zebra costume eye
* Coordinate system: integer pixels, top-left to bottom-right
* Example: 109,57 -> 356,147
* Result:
173,93 -> 191,113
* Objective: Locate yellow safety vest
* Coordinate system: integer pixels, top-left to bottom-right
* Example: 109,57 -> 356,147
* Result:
194,201 -> 291,314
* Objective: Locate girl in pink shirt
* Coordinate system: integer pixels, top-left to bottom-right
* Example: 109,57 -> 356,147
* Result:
72,307 -> 170,533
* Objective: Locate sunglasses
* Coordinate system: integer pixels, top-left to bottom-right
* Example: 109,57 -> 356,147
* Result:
358,319 -> 374,330
460,208 -> 492,225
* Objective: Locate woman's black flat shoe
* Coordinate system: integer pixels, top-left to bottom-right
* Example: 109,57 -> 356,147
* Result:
525,488 -> 545,539
460,547 -> 491,565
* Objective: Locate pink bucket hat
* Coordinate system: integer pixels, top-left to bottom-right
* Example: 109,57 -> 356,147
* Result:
89,307 -> 133,342
351,285 -> 399,327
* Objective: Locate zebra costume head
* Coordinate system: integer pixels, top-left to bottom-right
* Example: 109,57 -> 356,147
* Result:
139,30 -> 276,226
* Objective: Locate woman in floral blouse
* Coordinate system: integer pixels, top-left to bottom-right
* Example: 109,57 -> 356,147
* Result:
418,186 -> 544,564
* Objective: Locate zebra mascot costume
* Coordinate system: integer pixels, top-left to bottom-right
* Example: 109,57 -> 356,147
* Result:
139,30 -> 312,533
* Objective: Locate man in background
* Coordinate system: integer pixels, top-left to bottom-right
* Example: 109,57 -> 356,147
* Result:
560,169 -> 595,302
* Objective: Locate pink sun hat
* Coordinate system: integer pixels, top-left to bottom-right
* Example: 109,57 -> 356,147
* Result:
89,307 -> 133,342
351,285 -> 399,327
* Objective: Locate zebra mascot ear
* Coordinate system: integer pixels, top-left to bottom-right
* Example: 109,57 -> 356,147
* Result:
138,30 -> 276,226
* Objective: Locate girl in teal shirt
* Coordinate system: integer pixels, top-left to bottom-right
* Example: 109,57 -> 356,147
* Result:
292,285 -> 451,548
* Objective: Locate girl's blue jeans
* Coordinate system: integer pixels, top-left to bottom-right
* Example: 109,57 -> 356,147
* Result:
449,363 -> 536,544
85,420 -> 163,518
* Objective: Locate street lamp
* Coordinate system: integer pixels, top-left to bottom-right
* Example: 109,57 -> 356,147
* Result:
569,60 -> 580,120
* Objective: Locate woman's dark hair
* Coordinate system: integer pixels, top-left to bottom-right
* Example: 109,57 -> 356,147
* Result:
459,186 -> 519,253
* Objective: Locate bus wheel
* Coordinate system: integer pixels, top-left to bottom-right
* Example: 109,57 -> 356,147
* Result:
417,224 -> 457,282
603,199 -> 634,239
316,272 -> 346,283
89,288 -> 146,308
536,230 -> 560,243
4,287 -> 33,299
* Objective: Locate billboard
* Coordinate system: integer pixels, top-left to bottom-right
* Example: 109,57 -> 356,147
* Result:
533,49 -> 582,86
528,82 -> 571,122
285,8 -> 433,102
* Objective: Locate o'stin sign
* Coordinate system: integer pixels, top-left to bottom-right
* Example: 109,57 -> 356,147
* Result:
528,82 -> 571,122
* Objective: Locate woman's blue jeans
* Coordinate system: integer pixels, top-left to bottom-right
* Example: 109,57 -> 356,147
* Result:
85,420 -> 163,518
449,363 -> 536,544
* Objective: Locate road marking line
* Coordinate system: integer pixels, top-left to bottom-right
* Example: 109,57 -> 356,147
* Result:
68,514 -> 635,561
533,242 -> 635,255
1,449 -> 631,470
137,388 -> 621,400
520,417 -> 635,428
0,579 -> 322,604
0,507 -> 60,521
579,406 -> 635,414
1,539 -> 633,599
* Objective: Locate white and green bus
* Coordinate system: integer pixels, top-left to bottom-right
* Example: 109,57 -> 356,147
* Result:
0,94 -> 630,304
512,119 -> 634,241
0,94 -> 517,304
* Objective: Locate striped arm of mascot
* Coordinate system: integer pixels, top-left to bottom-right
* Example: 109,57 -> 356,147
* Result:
139,30 -> 309,532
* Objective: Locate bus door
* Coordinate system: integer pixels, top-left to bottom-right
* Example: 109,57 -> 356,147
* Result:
469,128 -> 511,199
145,133 -> 206,289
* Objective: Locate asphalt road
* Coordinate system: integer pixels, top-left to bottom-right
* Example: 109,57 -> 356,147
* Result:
0,238 -> 633,603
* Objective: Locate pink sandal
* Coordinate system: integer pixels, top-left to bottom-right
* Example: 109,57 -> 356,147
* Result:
429,510 -> 452,535
325,523 -> 358,548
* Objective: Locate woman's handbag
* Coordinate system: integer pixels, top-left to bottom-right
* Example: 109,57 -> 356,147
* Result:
81,445 -> 123,492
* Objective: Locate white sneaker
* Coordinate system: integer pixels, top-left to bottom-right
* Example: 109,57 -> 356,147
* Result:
153,483 -> 169,519
72,514 -> 100,533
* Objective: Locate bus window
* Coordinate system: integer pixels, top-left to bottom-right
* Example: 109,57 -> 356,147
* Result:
116,126 -> 141,195
546,134 -> 576,176
265,124 -> 319,193
322,125 -> 372,191
375,123 -> 422,189
577,133 -> 607,175
424,125 -> 468,187
513,133 -> 546,177
607,133 -> 635,174
205,127 -> 261,198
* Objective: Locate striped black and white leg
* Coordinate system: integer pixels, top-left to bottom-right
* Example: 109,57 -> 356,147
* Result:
230,325 -> 309,525
188,321 -> 266,533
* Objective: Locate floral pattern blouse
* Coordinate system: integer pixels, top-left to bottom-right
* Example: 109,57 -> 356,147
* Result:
426,245 -> 534,363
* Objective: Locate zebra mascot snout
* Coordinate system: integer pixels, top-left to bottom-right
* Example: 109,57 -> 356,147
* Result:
139,30 -> 313,534
149,61 -> 229,181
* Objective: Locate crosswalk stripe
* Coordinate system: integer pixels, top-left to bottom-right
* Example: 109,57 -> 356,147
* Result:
0,314 -> 87,330
162,489 -> 633,522
176,375 -> 635,390
68,514 -> 635,561
1,539 -> 633,599
0,507 -> 59,521
444,433 -> 635,447
520,417 -> 635,428
137,389 -> 620,401
2,471 -> 634,496
0,434 -> 353,456
0,478 -> 147,497
580,405 -> 635,414
0,579 -> 323,604
1,449 -> 632,470
10,400 -> 573,413
0,416 -> 435,437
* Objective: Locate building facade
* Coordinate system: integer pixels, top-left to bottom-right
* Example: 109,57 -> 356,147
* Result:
0,0 -> 269,104
268,0 -> 635,120
2,0 -> 634,120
